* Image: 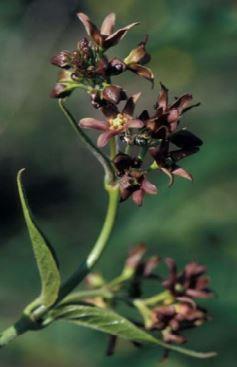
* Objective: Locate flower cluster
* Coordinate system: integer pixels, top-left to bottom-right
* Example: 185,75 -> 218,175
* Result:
51,13 -> 153,99
51,12 -> 202,206
84,244 -> 213,349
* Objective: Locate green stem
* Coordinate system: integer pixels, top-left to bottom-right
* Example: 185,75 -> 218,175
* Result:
142,290 -> 173,306
58,99 -> 116,184
57,185 -> 119,302
0,315 -> 36,348
58,288 -> 113,306
109,137 -> 117,160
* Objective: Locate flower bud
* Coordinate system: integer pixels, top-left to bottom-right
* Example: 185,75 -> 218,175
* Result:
85,272 -> 105,288
108,58 -> 127,75
102,85 -> 127,104
51,51 -> 72,69
124,36 -> 151,65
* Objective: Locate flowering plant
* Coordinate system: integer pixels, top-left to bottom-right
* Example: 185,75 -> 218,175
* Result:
0,11 -> 216,361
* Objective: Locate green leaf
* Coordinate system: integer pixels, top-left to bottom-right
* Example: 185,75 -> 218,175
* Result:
51,305 -> 216,359
17,169 -> 61,307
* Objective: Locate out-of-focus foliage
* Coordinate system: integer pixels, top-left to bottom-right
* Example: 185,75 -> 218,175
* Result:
0,0 -> 236,366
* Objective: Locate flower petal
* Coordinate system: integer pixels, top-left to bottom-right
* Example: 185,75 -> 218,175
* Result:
132,189 -> 145,206
139,110 -> 150,121
167,109 -> 179,124
124,36 -> 150,65
50,83 -> 73,98
157,83 -> 169,111
128,64 -> 154,85
100,13 -> 116,35
172,167 -> 193,181
100,103 -> 118,119
79,118 -> 107,131
143,256 -> 160,277
97,131 -> 115,147
102,85 -> 127,104
142,178 -> 158,194
123,92 -> 141,116
170,130 -> 203,149
77,12 -> 103,46
125,244 -> 147,269
113,153 -> 133,174
51,51 -> 72,68
103,22 -> 139,49
127,119 -> 144,128
170,94 -> 193,113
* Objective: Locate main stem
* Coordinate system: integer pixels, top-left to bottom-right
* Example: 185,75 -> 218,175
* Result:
57,185 -> 119,301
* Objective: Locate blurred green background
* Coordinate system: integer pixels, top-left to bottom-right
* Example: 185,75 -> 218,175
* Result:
0,0 -> 236,366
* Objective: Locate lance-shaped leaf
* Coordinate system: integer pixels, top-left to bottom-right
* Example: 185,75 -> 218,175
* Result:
51,305 -> 216,359
17,169 -> 61,307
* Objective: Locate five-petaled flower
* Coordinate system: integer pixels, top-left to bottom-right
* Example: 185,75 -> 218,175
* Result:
149,138 -> 200,186
77,12 -> 139,50
151,300 -> 208,344
113,153 -> 157,205
79,93 -> 144,147
162,258 -> 213,299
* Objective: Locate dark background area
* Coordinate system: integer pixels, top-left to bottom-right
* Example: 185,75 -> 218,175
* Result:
0,0 -> 236,366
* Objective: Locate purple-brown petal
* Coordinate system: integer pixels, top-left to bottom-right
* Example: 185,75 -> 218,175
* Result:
100,103 -> 118,119
143,256 -> 160,277
126,244 -> 147,269
50,83 -> 72,98
158,83 -> 169,111
124,36 -> 151,65
113,153 -> 133,173
127,64 -> 154,85
139,110 -> 150,121
100,13 -> 116,35
97,131 -> 116,147
108,58 -> 127,75
167,109 -> 179,124
79,118 -> 107,131
51,51 -> 72,68
103,22 -> 139,49
123,92 -> 141,116
172,167 -> 193,181
142,178 -> 158,195
170,130 -> 203,149
77,12 -> 103,46
185,289 -> 211,299
170,94 -> 193,112
170,147 -> 199,162
102,85 -> 127,105
127,119 -> 144,129
132,189 -> 145,206
185,262 -> 206,277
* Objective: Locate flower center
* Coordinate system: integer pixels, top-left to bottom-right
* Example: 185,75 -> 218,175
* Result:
109,113 -> 128,130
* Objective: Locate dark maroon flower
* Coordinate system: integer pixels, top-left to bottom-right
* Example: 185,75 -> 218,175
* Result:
140,83 -> 200,139
102,85 -> 127,105
77,12 -> 139,50
113,153 -> 157,205
124,36 -> 154,84
51,50 -> 72,69
50,70 -> 78,98
149,140 -> 199,186
123,244 -> 160,298
108,58 -> 127,75
162,258 -> 213,299
125,244 -> 160,277
79,94 -> 144,147
152,301 -> 208,344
